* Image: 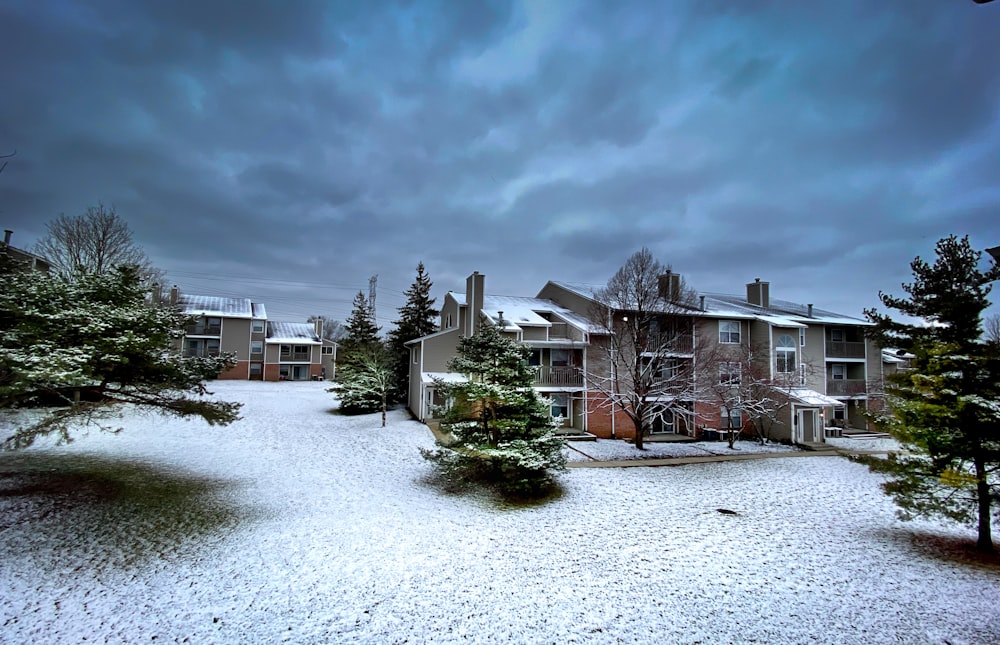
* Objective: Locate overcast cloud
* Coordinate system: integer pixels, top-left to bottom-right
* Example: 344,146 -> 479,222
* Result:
2,0 -> 998,325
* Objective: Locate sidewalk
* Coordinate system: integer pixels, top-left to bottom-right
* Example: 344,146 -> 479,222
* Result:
566,448 -> 893,469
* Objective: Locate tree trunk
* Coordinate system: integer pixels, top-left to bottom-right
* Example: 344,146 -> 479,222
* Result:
381,394 -> 387,428
975,453 -> 994,553
634,416 -> 645,450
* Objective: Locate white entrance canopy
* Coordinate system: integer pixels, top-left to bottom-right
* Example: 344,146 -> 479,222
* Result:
786,388 -> 845,407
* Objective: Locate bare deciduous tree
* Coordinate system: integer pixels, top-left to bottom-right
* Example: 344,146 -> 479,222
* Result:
34,203 -> 160,282
985,313 -> 1000,345
589,248 -> 699,449
307,315 -> 347,342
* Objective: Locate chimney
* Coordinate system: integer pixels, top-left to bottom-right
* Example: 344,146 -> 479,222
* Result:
3,230 -> 11,246
151,282 -> 161,305
658,271 -> 682,302
807,304 -> 813,318
497,311 -> 505,326
746,278 -> 769,309
465,271 -> 485,336
314,317 -> 323,339
169,285 -> 179,306
699,295 -> 705,311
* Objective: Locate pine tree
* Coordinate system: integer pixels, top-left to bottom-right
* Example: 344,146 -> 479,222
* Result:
862,235 -> 1000,553
421,316 -> 566,498
334,291 -> 384,415
0,266 -> 240,449
387,263 -> 439,403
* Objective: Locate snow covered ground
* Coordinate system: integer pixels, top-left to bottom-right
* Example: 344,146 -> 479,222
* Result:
1,381 -> 997,644
565,437 -> 799,462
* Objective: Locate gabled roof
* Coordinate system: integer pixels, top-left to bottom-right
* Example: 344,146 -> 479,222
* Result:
177,294 -> 266,319
448,292 -> 596,334
266,321 -> 320,344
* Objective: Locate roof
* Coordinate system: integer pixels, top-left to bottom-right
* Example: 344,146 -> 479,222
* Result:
421,372 -> 468,385
446,291 -> 598,334
176,294 -> 266,319
266,321 -> 321,344
787,388 -> 845,407
700,294 -> 868,327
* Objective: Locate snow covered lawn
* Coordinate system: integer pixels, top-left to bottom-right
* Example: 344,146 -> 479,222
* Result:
564,437 -> 799,462
1,381 -> 997,644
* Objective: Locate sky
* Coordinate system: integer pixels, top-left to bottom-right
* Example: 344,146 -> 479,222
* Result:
1,0 -> 999,327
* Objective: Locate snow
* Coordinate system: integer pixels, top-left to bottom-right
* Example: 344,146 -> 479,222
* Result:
1,381 -> 997,644
564,437 -> 799,462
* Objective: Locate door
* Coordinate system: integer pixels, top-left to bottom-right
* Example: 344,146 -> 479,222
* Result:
798,409 -> 818,443
292,365 -> 308,380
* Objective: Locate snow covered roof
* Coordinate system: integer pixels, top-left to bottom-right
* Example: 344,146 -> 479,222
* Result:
446,292 -> 596,334
176,294 -> 265,319
266,322 -> 320,344
422,372 -> 467,385
787,388 -> 845,407
882,348 -> 913,364
700,294 -> 868,327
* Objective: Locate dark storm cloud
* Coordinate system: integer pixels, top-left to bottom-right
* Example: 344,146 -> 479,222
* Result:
1,0 -> 998,324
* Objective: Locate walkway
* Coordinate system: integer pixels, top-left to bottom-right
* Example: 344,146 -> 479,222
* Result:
567,448 -> 893,469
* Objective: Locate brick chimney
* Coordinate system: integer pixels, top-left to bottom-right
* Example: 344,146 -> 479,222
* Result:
746,278 -> 769,309
169,285 -> 179,306
658,271 -> 682,302
314,317 -> 323,338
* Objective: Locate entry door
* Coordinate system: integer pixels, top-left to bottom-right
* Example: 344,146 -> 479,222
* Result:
293,365 -> 308,380
798,409 -> 818,443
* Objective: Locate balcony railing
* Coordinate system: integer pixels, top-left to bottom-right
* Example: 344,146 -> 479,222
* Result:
186,323 -> 221,336
827,379 -> 867,396
826,341 -> 866,359
183,348 -> 221,358
280,352 -> 311,362
535,366 -> 583,386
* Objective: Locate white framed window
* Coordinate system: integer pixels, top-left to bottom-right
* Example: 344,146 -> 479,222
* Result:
722,407 -> 741,430
551,348 -> 569,367
249,362 -> 262,375
252,320 -> 265,333
776,334 -> 796,373
831,328 -> 845,343
832,363 -> 847,380
799,328 -> 806,347
719,320 -> 741,344
550,393 -> 568,419
250,340 -> 263,354
445,313 -> 453,328
719,362 -> 741,385
322,346 -> 334,355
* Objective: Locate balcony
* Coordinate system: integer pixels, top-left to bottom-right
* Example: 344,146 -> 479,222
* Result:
183,348 -> 220,358
827,379 -> 867,396
535,366 -> 583,386
280,352 -> 311,362
826,341 -> 866,359
186,323 -> 221,336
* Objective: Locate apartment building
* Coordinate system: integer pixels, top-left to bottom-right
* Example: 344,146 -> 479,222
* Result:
405,272 -> 594,430
540,278 -> 881,443
0,229 -> 51,273
169,287 -> 324,381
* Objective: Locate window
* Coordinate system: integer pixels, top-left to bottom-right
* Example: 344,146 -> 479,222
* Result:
551,349 -> 569,367
445,313 -> 453,328
719,320 -> 741,344
279,365 -> 290,379
322,346 -> 334,355
832,364 -> 847,380
831,328 -> 845,343
550,393 -> 568,419
184,338 -> 220,357
722,407 -> 741,430
657,358 -> 680,380
250,340 -> 263,354
252,320 -> 265,333
249,363 -> 262,375
528,349 -> 541,366
776,334 -> 796,373
719,362 -> 741,385
799,328 -> 806,347
280,344 -> 291,355
294,345 -> 308,354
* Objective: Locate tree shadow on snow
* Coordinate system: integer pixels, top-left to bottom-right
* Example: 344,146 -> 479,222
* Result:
418,470 -> 566,510
873,526 -> 1000,571
0,452 -> 255,571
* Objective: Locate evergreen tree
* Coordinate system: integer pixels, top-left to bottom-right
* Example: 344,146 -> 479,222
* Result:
336,343 -> 395,426
862,235 -> 1000,553
421,316 -> 566,498
0,266 -> 240,449
387,263 -> 439,403
334,290 -> 384,414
